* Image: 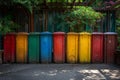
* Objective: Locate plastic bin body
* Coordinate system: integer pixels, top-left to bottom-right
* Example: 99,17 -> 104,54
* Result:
104,32 -> 117,64
40,32 -> 52,63
28,32 -> 40,63
53,32 -> 65,63
91,32 -> 103,63
3,33 -> 16,63
67,32 -> 78,63
16,32 -> 28,63
79,32 -> 91,63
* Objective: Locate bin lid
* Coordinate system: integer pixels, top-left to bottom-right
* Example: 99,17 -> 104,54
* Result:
67,32 -> 78,35
80,32 -> 91,35
6,32 -> 16,35
29,32 -> 40,35
17,32 -> 28,35
53,32 -> 65,35
104,32 -> 117,35
92,32 -> 103,35
40,32 -> 52,35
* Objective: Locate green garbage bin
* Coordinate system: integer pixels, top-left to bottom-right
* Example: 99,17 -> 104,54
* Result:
28,32 -> 40,63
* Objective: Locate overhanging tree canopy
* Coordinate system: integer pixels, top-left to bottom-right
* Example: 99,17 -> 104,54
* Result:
0,0 -> 119,12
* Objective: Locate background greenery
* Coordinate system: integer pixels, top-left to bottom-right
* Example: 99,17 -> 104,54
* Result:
0,15 -> 20,34
54,6 -> 103,32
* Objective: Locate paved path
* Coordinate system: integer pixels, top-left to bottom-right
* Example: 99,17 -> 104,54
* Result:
0,64 -> 120,80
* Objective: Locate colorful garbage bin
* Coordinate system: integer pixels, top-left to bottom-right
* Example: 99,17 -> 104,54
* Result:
53,32 -> 65,63
67,32 -> 78,63
104,32 -> 117,64
79,32 -> 91,63
91,32 -> 104,63
28,32 -> 40,63
16,32 -> 28,63
3,33 -> 16,63
40,32 -> 52,63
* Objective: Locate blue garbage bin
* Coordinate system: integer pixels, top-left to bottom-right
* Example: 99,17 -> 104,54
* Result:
40,32 -> 52,63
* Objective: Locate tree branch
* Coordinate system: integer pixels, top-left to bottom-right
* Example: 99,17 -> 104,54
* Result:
70,0 -> 76,9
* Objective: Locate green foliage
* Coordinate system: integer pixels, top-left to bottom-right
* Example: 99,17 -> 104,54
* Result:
0,0 -> 43,13
67,0 -> 83,2
116,19 -> 120,27
116,10 -> 120,28
13,0 -> 42,13
117,36 -> 120,50
54,6 -> 103,32
0,0 -> 13,6
90,0 -> 103,8
0,15 -> 20,34
54,13 -> 69,31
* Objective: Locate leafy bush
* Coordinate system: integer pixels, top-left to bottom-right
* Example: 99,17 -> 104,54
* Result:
0,0 -> 43,13
13,0 -> 42,13
0,15 -> 20,34
54,6 -> 103,32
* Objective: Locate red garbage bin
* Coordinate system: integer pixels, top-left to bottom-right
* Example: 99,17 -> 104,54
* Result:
53,32 -> 65,63
4,33 -> 16,63
91,32 -> 103,63
104,32 -> 117,64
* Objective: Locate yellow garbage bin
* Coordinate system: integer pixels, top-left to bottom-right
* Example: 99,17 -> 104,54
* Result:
67,32 -> 78,63
16,32 -> 28,63
79,32 -> 91,63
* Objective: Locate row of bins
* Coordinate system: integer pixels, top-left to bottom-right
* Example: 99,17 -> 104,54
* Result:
3,32 -> 117,63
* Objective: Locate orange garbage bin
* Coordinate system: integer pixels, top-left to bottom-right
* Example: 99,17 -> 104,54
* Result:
16,32 -> 28,63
